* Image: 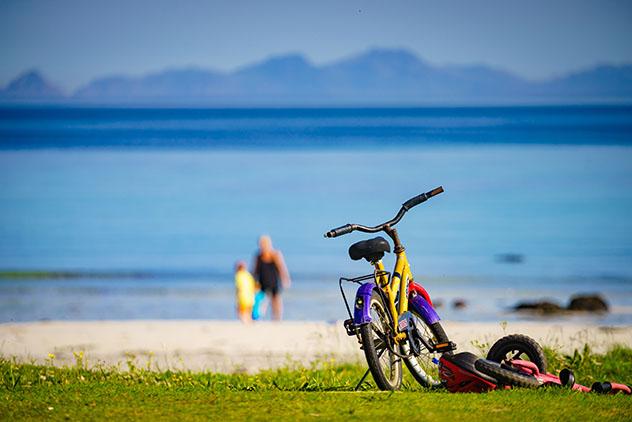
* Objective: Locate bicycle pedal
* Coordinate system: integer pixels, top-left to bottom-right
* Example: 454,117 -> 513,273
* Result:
433,341 -> 457,353
343,318 -> 358,336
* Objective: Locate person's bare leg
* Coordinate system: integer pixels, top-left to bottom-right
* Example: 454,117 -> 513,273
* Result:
259,298 -> 268,318
271,294 -> 283,321
238,309 -> 252,324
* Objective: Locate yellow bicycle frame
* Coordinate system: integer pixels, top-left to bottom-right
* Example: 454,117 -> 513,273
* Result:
372,250 -> 412,341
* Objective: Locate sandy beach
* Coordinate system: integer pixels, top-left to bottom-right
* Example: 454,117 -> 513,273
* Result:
1,320 -> 631,373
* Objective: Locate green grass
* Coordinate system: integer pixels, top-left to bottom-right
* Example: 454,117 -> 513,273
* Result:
1,347 -> 631,421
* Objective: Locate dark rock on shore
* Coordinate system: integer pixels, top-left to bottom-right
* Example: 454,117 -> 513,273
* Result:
513,293 -> 610,315
513,300 -> 565,314
567,294 -> 609,312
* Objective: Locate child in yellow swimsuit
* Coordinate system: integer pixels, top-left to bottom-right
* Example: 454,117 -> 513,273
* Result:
234,261 -> 256,323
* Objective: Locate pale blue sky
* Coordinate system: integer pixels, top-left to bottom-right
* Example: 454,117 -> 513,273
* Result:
1,0 -> 632,90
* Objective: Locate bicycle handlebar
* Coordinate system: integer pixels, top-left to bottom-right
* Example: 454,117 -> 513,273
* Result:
402,186 -> 444,210
324,186 -> 444,238
326,224 -> 354,238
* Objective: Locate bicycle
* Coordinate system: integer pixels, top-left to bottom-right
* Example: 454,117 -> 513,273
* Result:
325,187 -> 455,390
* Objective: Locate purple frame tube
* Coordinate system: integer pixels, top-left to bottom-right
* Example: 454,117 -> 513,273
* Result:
353,283 -> 440,326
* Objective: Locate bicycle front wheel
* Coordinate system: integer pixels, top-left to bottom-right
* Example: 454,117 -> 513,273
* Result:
359,289 -> 402,390
402,311 -> 449,388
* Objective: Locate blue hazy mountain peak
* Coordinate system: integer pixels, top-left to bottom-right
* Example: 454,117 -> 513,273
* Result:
236,53 -> 314,74
0,69 -> 63,99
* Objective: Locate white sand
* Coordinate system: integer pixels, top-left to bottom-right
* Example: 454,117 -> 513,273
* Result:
1,320 -> 630,373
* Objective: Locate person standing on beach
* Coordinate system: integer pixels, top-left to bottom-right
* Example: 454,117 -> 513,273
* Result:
234,261 -> 256,323
253,235 -> 291,321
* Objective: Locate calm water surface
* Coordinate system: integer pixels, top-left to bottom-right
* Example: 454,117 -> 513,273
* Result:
1,106 -> 631,323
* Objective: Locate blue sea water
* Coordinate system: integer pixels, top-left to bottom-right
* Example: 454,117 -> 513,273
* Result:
0,106 -> 631,323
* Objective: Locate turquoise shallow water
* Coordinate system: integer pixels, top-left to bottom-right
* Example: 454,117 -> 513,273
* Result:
0,106 -> 631,322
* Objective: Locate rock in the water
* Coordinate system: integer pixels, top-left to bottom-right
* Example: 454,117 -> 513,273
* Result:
513,300 -> 564,314
567,294 -> 609,312
452,299 -> 467,309
495,253 -> 525,264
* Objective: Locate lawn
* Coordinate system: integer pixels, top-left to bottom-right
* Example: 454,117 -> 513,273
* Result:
1,347 -> 631,421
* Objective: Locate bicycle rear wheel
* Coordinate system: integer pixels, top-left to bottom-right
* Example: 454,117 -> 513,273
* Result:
359,289 -> 402,390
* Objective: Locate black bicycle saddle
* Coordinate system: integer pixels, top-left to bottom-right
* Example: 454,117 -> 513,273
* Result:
348,236 -> 391,262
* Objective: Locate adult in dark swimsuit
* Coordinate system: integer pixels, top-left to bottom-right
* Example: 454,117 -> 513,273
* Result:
253,235 -> 291,321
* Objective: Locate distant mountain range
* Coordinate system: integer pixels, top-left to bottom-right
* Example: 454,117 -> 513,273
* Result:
2,48 -> 632,105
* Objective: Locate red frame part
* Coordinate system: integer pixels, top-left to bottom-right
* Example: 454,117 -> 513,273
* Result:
408,280 -> 433,307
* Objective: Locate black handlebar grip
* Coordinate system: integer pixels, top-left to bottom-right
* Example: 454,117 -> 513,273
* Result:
325,224 -> 354,238
591,382 -> 612,394
402,186 -> 444,210
402,193 -> 428,210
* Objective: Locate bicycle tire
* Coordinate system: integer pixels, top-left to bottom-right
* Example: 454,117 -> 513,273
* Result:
474,359 -> 541,388
359,289 -> 402,390
486,334 -> 547,373
402,315 -> 449,388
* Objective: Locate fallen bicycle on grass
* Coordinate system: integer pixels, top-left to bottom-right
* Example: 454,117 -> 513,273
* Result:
439,334 -> 631,395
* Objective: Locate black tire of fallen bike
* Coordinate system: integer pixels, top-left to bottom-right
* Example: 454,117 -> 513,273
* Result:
486,334 -> 547,373
359,289 -> 403,390
402,311 -> 450,388
474,359 -> 541,388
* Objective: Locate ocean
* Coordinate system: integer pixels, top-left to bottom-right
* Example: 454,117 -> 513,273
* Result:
1,105 -> 631,324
